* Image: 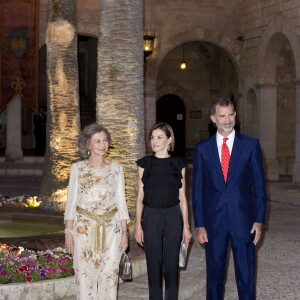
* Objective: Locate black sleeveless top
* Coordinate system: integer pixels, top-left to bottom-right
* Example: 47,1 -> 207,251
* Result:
136,155 -> 186,208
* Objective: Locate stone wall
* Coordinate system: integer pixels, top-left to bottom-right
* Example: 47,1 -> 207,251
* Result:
156,42 -> 239,148
144,0 -> 243,153
239,0 -> 300,178
240,0 -> 300,81
35,0 -> 300,179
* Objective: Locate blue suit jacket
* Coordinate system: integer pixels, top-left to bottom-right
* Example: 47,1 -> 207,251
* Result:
192,132 -> 266,238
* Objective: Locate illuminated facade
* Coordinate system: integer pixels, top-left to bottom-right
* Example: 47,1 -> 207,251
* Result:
1,0 -> 300,199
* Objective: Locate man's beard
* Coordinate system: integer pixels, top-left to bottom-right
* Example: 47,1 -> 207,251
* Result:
220,122 -> 235,133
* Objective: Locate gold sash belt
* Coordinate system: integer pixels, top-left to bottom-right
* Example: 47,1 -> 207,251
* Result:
76,206 -> 118,253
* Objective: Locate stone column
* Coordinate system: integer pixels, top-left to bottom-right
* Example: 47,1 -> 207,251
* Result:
293,81 -> 300,182
256,84 -> 279,181
5,94 -> 23,161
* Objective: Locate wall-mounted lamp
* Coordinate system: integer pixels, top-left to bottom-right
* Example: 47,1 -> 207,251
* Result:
180,44 -> 187,70
144,32 -> 155,58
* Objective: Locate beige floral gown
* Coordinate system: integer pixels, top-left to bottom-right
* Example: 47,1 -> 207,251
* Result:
64,160 -> 130,300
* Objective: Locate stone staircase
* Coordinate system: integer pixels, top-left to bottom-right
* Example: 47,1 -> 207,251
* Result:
0,156 -> 44,176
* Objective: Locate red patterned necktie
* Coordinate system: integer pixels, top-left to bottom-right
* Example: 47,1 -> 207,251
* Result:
221,137 -> 230,182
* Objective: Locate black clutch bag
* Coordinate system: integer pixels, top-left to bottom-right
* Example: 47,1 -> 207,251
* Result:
119,252 -> 132,281
179,240 -> 187,267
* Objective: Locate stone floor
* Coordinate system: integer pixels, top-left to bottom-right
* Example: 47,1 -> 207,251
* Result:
186,201 -> 300,300
116,200 -> 300,300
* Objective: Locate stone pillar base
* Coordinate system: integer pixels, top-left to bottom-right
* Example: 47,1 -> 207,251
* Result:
5,147 -> 23,162
292,162 -> 300,183
265,159 -> 279,181
6,95 -> 23,161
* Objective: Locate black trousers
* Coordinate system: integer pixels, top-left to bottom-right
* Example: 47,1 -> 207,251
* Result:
143,205 -> 183,300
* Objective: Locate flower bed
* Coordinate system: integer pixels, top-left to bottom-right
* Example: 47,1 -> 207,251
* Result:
0,194 -> 43,208
0,244 -> 74,284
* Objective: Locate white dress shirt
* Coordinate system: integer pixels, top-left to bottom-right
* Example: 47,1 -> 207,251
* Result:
216,129 -> 235,162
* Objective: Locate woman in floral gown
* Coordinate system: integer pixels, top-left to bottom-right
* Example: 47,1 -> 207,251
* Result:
64,123 -> 130,300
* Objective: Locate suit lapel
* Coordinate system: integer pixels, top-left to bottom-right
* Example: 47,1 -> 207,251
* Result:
227,133 -> 243,180
208,135 -> 224,181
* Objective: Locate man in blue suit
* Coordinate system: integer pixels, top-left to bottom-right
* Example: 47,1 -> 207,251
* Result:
192,98 -> 266,300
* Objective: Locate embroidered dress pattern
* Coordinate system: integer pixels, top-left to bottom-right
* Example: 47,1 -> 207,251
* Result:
65,160 -> 129,300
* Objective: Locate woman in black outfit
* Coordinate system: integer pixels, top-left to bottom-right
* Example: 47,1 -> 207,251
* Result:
135,122 -> 192,300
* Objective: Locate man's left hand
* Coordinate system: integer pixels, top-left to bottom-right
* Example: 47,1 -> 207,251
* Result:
251,222 -> 263,245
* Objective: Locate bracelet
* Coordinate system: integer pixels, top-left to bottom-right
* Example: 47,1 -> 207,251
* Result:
122,230 -> 128,235
65,228 -> 73,234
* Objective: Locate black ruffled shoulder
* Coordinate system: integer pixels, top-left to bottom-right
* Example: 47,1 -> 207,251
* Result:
137,155 -> 186,170
171,156 -> 186,171
136,156 -> 186,207
136,156 -> 148,168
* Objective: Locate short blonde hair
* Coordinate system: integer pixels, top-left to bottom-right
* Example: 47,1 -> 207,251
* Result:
148,122 -> 175,152
78,123 -> 112,158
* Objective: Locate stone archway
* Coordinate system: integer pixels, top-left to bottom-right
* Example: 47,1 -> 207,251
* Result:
155,41 -> 239,153
257,16 -> 300,83
144,29 -> 241,147
156,94 -> 186,157
256,16 -> 299,181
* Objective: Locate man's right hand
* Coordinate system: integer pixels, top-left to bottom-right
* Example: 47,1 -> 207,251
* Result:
196,227 -> 208,244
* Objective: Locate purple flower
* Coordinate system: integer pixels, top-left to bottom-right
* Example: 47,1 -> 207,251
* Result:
0,244 -> 74,283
